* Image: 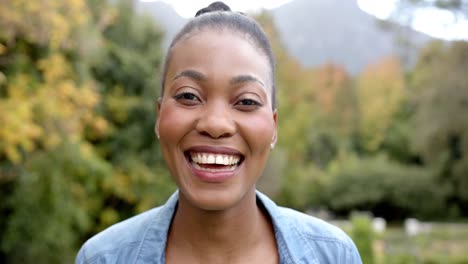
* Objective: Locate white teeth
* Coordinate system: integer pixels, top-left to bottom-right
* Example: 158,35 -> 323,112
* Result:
208,155 -> 215,164
190,152 -> 241,165
192,162 -> 238,172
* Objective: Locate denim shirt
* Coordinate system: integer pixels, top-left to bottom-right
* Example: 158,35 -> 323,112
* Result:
76,191 -> 362,264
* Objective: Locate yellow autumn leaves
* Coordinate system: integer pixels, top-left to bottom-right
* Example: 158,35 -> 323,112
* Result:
0,0 -> 90,49
0,53 -> 108,163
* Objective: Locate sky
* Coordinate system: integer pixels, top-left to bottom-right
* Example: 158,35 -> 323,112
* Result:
357,0 -> 468,40
140,0 -> 468,41
140,0 -> 293,17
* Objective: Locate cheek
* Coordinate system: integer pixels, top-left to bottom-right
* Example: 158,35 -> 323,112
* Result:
238,112 -> 275,153
158,104 -> 193,148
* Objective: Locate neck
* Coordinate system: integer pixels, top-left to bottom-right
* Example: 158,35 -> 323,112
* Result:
167,189 -> 273,262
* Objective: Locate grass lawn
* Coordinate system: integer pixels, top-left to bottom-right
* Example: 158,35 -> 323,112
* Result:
378,223 -> 468,263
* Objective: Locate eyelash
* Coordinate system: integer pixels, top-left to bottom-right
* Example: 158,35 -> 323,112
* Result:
236,98 -> 262,107
173,92 -> 262,110
173,92 -> 200,102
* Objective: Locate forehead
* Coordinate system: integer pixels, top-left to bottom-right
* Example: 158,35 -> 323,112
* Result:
166,29 -> 271,89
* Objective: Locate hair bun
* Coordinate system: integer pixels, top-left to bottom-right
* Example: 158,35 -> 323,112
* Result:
195,2 -> 231,17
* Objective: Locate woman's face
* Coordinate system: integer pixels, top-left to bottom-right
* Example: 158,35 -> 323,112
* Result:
157,29 -> 277,211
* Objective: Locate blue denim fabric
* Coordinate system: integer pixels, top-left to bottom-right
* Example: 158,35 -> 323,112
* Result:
76,191 -> 362,264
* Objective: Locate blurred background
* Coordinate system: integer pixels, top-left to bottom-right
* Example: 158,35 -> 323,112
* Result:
1,0 -> 467,263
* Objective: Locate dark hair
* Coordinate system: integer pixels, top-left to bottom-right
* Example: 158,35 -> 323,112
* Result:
160,2 -> 277,109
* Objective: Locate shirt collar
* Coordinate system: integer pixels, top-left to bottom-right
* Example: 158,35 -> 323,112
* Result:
135,191 -> 178,263
256,191 -> 319,264
135,190 -> 317,264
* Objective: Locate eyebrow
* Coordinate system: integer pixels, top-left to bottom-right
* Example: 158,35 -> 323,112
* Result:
173,70 -> 265,87
173,70 -> 207,82
230,75 -> 265,87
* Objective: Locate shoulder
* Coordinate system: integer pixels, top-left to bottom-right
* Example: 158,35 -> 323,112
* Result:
76,192 -> 179,264
256,191 -> 361,263
279,206 -> 354,247
277,206 -> 362,263
76,206 -> 164,264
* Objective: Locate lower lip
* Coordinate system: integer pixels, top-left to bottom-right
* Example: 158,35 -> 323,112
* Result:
186,159 -> 241,183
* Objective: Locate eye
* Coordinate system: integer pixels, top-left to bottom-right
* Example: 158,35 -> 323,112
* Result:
235,98 -> 262,111
173,92 -> 201,105
238,99 -> 260,106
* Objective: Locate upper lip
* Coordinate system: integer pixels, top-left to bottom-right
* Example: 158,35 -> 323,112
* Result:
185,145 -> 243,156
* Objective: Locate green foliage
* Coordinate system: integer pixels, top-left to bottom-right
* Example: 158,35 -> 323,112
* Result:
276,163 -> 327,210
256,13 -> 357,210
257,11 -> 468,222
256,13 -> 326,209
356,57 -> 406,152
351,213 -> 374,264
324,155 -> 447,219
0,0 -> 174,262
2,143 -> 111,263
89,0 -> 176,221
381,224 -> 468,263
384,254 -> 418,264
410,40 -> 468,215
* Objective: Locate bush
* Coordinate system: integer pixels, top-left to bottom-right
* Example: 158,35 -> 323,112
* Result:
323,155 -> 448,220
351,213 -> 374,264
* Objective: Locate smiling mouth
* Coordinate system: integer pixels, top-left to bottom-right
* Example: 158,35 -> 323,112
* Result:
185,151 -> 244,173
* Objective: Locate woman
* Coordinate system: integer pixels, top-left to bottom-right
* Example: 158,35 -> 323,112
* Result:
76,2 -> 362,263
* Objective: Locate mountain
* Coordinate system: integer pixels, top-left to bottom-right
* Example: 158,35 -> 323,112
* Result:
270,0 -> 431,73
137,0 -> 432,74
136,1 -> 186,48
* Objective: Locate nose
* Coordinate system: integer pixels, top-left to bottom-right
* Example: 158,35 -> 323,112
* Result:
195,101 -> 236,139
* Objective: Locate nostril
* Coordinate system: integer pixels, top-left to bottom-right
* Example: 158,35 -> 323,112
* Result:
198,130 -> 232,139
199,131 -> 210,137
216,132 -> 232,139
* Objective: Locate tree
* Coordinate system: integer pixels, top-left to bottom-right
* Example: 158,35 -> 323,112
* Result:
89,0 -> 175,222
356,57 -> 407,152
255,12 -> 326,209
306,63 -> 356,168
0,0 -> 111,262
324,154 -> 446,220
409,40 -> 468,216
0,0 -> 174,262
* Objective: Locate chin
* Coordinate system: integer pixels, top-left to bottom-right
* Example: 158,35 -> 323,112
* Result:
180,186 -> 253,212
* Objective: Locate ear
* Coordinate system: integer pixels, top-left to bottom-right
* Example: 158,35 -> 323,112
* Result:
271,109 -> 278,149
155,97 -> 162,139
